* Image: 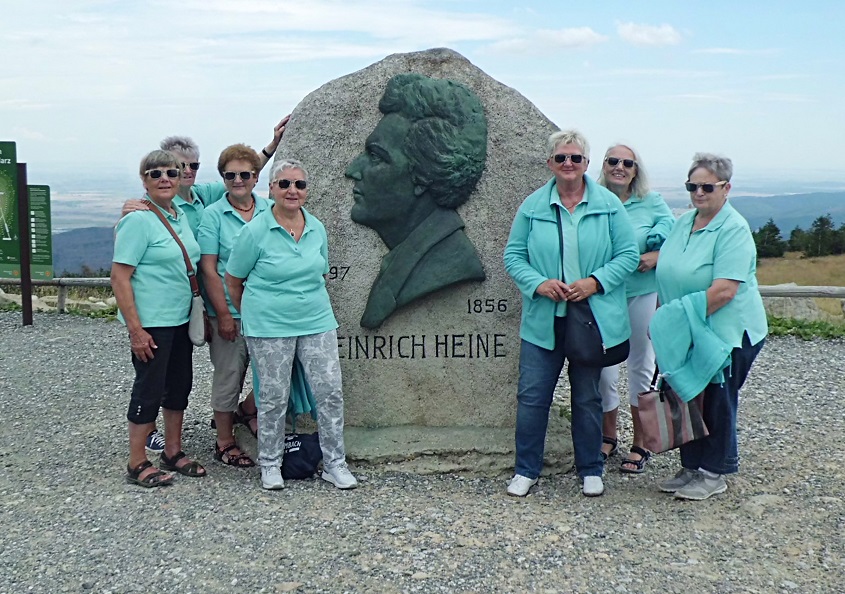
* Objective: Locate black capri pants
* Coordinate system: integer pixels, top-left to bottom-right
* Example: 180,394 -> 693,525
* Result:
127,323 -> 193,424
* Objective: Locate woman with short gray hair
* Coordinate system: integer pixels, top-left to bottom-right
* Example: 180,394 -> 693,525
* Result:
651,152 -> 766,500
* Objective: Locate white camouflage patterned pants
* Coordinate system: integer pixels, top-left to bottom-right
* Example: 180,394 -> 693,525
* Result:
245,330 -> 347,469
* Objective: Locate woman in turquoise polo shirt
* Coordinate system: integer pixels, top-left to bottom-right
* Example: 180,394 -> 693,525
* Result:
503,130 -> 639,498
225,159 -> 357,491
197,144 -> 273,468
654,153 -> 767,501
596,144 -> 674,473
111,150 -> 207,487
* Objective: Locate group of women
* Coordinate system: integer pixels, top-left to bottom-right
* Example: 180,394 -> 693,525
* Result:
112,120 -> 357,490
112,119 -> 766,502
504,130 -> 766,500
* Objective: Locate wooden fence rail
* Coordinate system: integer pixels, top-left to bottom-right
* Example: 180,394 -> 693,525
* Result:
2,278 -> 845,314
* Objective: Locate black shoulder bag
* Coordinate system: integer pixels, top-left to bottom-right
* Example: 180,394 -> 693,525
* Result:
555,206 -> 629,367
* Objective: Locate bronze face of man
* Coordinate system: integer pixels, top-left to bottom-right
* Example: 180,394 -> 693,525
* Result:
345,73 -> 488,329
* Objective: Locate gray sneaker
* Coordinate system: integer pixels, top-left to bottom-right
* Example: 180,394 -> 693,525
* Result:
658,468 -> 699,493
674,473 -> 727,501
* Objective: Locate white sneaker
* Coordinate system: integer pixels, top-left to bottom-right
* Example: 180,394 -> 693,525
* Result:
582,476 -> 604,497
506,474 -> 538,497
321,462 -> 358,489
261,466 -> 284,490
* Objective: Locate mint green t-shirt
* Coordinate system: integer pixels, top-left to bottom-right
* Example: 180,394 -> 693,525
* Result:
173,181 -> 227,235
196,194 -> 271,318
113,199 -> 200,328
655,201 -> 767,349
226,206 -> 338,338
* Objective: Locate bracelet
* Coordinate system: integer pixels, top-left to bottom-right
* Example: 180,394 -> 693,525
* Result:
261,148 -> 273,159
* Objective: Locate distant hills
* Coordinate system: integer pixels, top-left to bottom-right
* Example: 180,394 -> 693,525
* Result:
50,191 -> 845,275
53,226 -> 114,275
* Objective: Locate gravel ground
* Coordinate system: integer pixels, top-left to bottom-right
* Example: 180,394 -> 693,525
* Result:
0,312 -> 843,593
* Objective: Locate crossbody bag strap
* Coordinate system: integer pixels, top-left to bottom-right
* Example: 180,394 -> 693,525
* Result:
142,200 -> 200,296
554,205 -> 564,277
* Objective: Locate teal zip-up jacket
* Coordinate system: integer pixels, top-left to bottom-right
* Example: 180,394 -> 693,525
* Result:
649,291 -> 732,401
504,176 -> 639,350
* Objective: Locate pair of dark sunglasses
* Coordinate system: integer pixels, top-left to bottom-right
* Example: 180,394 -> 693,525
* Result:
553,154 -> 584,164
181,162 -> 200,171
605,157 -> 636,168
685,181 -> 727,193
144,168 -> 179,179
223,171 -> 255,181
275,179 -> 307,190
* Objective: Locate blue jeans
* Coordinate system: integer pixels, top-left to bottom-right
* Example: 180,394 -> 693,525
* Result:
680,332 -> 764,475
515,317 -> 604,479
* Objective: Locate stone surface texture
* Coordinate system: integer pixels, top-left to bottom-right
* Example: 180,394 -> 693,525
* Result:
274,48 -> 558,434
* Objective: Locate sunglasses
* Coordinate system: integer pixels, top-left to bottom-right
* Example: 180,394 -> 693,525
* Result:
605,157 -> 636,168
223,171 -> 255,181
144,168 -> 180,179
685,181 -> 727,193
275,179 -> 307,190
553,154 -> 585,164
181,162 -> 200,171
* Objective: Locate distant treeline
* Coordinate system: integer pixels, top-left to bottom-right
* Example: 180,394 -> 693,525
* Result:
753,214 -> 845,258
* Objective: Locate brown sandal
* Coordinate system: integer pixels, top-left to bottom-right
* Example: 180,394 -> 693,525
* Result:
160,451 -> 207,477
236,403 -> 258,438
214,442 -> 255,468
126,460 -> 173,488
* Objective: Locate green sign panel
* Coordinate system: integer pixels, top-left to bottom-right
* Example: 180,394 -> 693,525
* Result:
0,141 -> 19,278
0,141 -> 54,279
29,185 -> 53,279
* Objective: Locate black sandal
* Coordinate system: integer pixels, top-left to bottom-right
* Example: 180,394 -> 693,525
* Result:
160,451 -> 207,478
214,442 -> 255,468
126,460 -> 174,488
600,436 -> 619,461
236,403 -> 258,438
620,446 -> 652,474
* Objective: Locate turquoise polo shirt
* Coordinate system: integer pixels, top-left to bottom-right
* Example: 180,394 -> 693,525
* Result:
173,181 -> 227,235
226,206 -> 338,338
655,201 -> 767,349
622,191 -> 675,298
550,194 -> 587,317
113,199 -> 200,328
196,194 -> 272,318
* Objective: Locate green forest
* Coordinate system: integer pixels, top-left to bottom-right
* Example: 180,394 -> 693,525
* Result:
753,214 -> 844,258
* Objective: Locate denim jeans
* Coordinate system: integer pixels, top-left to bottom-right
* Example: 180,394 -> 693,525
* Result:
680,332 -> 765,475
515,317 -> 604,479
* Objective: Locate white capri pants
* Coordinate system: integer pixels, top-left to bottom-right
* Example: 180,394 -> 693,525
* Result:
600,292 -> 658,411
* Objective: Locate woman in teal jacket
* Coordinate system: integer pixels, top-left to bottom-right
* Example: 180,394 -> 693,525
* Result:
503,130 -> 639,497
596,144 -> 675,473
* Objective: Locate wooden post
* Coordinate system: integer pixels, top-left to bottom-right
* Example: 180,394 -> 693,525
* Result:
16,163 -> 32,326
57,285 -> 67,313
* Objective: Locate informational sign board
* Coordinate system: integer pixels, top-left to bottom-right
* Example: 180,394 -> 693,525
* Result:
28,185 -> 53,279
0,141 -> 19,278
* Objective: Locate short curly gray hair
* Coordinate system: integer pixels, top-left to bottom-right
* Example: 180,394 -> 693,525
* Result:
547,129 -> 590,161
688,152 -> 733,182
160,136 -> 199,160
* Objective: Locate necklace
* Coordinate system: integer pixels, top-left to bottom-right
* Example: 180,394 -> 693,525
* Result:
229,198 -> 255,213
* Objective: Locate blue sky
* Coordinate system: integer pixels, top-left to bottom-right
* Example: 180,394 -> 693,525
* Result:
2,0 -> 844,193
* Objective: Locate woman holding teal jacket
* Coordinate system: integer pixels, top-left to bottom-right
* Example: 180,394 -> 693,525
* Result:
503,130 -> 639,498
653,152 -> 766,501
596,144 -> 675,474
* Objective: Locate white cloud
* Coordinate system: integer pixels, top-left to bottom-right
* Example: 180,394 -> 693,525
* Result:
694,47 -> 778,56
660,93 -> 739,104
617,22 -> 681,46
483,27 -> 608,55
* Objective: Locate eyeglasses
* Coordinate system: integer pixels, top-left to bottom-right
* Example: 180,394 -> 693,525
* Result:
605,157 -> 636,168
223,171 -> 255,181
685,181 -> 727,193
553,154 -> 585,164
275,179 -> 307,190
144,168 -> 180,179
181,162 -> 200,171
